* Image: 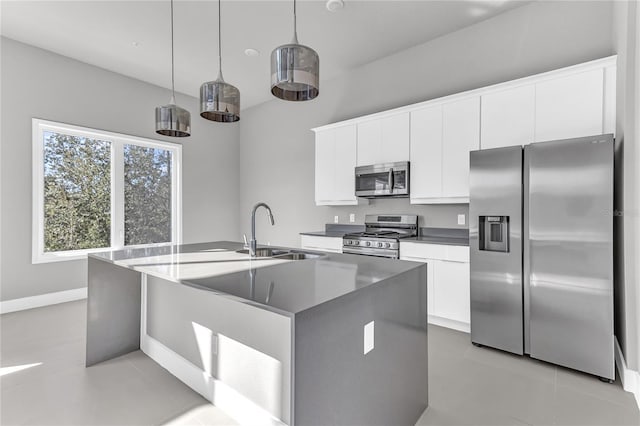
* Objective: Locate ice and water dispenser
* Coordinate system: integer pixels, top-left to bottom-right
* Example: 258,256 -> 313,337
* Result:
479,216 -> 510,253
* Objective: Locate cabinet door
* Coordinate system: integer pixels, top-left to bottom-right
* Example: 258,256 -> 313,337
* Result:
300,235 -> 343,253
356,120 -> 381,166
432,260 -> 470,324
410,106 -> 443,200
535,69 -> 604,142
481,85 -> 535,149
381,113 -> 410,163
315,130 -> 335,203
333,125 -> 357,201
442,97 -> 480,198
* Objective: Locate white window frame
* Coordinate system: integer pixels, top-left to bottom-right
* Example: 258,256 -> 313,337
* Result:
32,118 -> 183,264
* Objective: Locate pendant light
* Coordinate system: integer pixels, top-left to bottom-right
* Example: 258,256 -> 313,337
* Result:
270,0 -> 319,101
200,0 -> 240,122
156,0 -> 191,137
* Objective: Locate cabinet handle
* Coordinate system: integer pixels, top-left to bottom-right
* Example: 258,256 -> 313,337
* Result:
388,168 -> 394,192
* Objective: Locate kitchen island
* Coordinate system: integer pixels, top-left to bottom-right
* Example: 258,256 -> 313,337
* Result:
87,242 -> 428,426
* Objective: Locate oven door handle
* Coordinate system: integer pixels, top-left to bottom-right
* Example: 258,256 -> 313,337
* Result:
388,168 -> 394,193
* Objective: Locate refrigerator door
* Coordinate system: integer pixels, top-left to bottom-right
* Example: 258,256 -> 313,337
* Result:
525,135 -> 614,380
470,146 -> 523,355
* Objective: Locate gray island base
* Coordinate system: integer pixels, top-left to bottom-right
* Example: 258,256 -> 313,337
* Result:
87,242 -> 428,426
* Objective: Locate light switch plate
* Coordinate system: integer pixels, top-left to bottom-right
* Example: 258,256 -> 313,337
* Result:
364,321 -> 374,354
458,214 -> 466,225
334,215 -> 339,223
349,213 -> 356,223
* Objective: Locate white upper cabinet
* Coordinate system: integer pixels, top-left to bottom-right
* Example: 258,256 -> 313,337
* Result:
442,97 -> 480,199
314,125 -> 364,206
481,85 -> 535,149
333,126 -> 358,202
314,130 -> 334,203
410,106 -> 443,201
381,113 -> 410,163
534,68 -> 604,142
357,113 -> 410,166
313,56 -> 616,205
356,120 -> 380,166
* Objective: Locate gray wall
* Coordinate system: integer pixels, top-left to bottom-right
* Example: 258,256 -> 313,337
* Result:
238,0 -> 614,250
0,37 -> 240,301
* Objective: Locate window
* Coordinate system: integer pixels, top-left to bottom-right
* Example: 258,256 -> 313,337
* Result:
32,119 -> 182,263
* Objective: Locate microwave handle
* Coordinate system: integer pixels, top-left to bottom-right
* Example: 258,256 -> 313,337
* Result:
388,168 -> 394,192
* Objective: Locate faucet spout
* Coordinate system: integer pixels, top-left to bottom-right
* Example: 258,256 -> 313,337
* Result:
250,202 -> 275,257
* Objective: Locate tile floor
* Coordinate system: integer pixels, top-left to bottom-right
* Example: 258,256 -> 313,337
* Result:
1,300 -> 638,425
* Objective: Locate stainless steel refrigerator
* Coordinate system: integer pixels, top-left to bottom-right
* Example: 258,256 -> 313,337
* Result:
469,134 -> 614,381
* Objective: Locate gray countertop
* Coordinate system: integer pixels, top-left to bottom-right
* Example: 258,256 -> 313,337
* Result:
300,225 -> 469,246
299,230 -> 351,238
404,236 -> 470,246
90,241 -> 423,316
299,223 -> 365,238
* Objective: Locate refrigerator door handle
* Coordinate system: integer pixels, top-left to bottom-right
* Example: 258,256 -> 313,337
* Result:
523,145 -> 531,355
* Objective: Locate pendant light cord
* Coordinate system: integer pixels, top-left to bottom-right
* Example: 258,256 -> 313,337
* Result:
217,0 -> 224,81
170,0 -> 176,104
292,0 -> 299,44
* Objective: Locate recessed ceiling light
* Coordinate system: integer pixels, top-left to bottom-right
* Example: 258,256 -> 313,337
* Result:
132,41 -> 140,47
244,48 -> 260,57
326,0 -> 344,12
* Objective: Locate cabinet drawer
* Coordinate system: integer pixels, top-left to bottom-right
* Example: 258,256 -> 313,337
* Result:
400,242 -> 468,262
300,235 -> 343,253
400,242 -> 447,260
446,245 -> 470,263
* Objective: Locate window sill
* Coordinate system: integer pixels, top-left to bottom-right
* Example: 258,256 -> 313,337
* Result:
32,242 -> 176,264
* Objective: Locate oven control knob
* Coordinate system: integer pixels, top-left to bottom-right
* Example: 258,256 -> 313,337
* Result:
385,242 -> 391,248
377,242 -> 384,248
364,241 -> 371,247
345,240 -> 351,245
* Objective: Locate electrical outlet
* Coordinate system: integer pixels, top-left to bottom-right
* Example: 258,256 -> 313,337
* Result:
349,213 -> 356,223
364,321 -> 374,354
457,214 -> 466,225
334,215 -> 339,223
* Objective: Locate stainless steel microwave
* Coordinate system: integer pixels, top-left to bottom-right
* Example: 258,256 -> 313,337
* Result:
355,161 -> 410,198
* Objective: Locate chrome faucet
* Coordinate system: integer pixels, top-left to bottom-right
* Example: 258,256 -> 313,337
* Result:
250,202 -> 275,256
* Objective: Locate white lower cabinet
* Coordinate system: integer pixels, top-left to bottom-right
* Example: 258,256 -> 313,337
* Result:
432,260 -> 470,324
400,242 -> 470,332
300,235 -> 343,253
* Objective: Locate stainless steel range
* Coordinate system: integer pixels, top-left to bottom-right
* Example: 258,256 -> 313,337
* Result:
343,214 -> 418,259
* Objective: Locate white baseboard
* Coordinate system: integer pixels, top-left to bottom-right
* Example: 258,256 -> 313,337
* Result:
0,287 -> 87,314
615,337 -> 640,410
141,334 -> 286,426
428,315 -> 470,333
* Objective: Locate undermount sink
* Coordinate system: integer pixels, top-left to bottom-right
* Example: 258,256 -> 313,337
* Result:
236,248 -> 289,257
235,248 -> 325,260
273,252 -> 324,260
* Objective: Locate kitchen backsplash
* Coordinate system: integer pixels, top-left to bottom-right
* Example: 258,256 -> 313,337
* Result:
323,199 -> 469,229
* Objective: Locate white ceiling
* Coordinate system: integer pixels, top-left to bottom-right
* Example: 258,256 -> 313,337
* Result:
1,0 -> 531,110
